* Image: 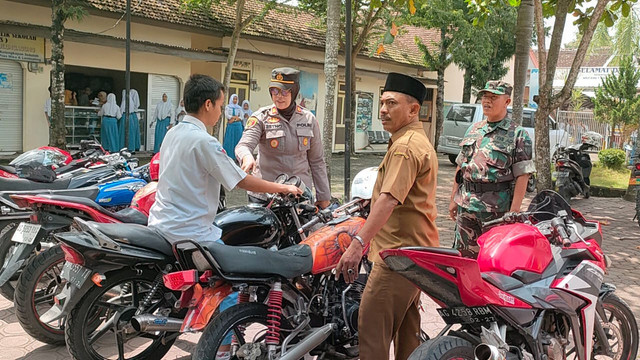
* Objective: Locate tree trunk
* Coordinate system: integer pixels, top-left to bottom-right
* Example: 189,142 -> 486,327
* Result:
434,67 -> 446,150
512,0 -> 534,126
214,0 -> 246,139
322,0 -> 340,182
462,69 -> 472,103
50,0 -> 67,149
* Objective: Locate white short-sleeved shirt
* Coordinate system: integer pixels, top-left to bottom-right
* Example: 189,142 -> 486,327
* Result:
148,115 -> 247,243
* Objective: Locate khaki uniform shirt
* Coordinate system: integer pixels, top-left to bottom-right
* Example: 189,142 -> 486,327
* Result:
369,122 -> 439,264
235,105 -> 331,201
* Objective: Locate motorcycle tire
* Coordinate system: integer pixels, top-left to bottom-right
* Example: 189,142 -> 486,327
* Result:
0,222 -> 20,300
408,336 -> 474,360
193,302 -> 292,360
598,294 -> 639,360
558,186 -> 572,202
65,269 -> 177,360
14,245 -> 65,345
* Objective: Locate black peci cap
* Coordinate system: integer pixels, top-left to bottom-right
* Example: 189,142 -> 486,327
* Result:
382,72 -> 427,103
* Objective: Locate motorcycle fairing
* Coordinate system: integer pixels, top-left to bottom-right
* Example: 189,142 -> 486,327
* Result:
180,282 -> 233,332
381,248 -> 532,309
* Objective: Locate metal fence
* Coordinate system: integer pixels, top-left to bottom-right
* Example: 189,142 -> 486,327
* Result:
555,111 -> 614,149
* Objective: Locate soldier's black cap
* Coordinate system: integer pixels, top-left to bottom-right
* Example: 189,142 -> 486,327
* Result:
382,72 -> 427,104
269,67 -> 300,90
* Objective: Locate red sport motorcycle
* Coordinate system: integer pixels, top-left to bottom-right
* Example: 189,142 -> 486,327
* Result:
381,190 -> 638,360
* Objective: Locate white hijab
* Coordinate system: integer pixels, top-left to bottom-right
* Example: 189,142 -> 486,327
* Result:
154,94 -> 174,121
120,89 -> 140,113
225,94 -> 243,120
100,93 -> 122,119
175,100 -> 186,123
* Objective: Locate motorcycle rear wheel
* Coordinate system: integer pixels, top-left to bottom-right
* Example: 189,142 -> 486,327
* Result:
65,269 -> 177,360
408,336 -> 474,360
0,222 -> 20,300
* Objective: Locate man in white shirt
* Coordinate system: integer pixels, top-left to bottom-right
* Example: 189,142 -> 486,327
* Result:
44,86 -> 52,127
148,73 -> 301,243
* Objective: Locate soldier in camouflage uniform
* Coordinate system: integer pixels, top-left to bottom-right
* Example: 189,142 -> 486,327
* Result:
448,81 -> 536,256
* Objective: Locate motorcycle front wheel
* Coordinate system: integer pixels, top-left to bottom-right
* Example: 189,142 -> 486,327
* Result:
65,269 -> 178,360
408,336 -> 474,360
193,302 -> 294,360
592,294 -> 638,360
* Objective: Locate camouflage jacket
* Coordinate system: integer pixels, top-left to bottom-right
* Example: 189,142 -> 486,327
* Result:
454,115 -> 535,212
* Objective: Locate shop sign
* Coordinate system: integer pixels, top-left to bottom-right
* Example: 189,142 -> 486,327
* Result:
0,33 -> 45,63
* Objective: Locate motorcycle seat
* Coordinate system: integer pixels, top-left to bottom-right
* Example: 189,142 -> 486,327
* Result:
0,165 -> 17,175
481,271 -> 524,292
200,241 -> 314,279
35,195 -> 147,225
88,222 -> 172,256
0,176 -> 71,191
0,187 -> 100,208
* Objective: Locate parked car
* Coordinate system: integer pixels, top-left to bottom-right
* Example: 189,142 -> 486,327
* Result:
437,104 -> 569,165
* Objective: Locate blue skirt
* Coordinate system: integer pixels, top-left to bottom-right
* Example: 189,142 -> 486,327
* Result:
118,113 -> 141,151
153,117 -> 171,153
101,116 -> 120,153
223,122 -> 244,160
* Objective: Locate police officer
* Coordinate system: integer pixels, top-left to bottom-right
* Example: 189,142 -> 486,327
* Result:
235,67 -> 331,209
449,81 -> 535,256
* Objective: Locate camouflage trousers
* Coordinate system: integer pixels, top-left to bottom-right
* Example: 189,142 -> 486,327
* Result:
454,206 -> 505,256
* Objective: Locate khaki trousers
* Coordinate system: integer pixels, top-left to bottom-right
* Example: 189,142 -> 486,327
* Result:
358,262 -> 421,360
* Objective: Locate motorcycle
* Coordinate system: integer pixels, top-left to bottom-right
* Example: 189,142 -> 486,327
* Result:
379,190 -> 638,360
40,175 -> 320,359
0,140 -> 107,179
166,196 -> 370,360
553,131 -> 602,201
0,180 -> 155,345
162,169 -> 378,360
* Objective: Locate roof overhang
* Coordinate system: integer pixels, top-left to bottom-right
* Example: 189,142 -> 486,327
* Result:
0,20 -> 227,62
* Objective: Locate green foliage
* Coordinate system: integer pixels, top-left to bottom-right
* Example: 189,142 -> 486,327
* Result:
58,0 -> 87,22
594,56 -> 640,130
598,148 -> 627,169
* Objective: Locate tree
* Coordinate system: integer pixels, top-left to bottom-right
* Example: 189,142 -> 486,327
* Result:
594,56 -> 640,147
564,21 -> 612,52
299,0 -> 418,153
184,0 -> 284,137
512,0 -> 534,125
451,5 -> 517,102
50,0 -> 86,149
322,0 -> 340,182
611,6 -> 640,63
531,0 -> 629,190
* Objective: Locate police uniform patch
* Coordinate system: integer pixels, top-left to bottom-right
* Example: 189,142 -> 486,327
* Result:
269,107 -> 278,116
296,105 -> 302,112
267,117 -> 280,123
303,137 -> 309,146
246,117 -> 258,128
270,139 -> 279,148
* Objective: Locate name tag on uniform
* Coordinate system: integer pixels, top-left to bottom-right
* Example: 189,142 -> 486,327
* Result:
296,122 -> 312,128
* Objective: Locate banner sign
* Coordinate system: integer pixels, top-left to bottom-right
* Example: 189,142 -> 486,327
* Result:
0,33 -> 45,63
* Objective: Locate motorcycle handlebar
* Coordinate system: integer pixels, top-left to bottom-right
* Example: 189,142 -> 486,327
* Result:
551,218 -> 572,247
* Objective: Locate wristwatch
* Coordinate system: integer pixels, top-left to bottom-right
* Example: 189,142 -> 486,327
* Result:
353,235 -> 365,247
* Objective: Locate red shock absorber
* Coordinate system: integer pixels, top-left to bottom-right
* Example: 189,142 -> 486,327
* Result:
237,290 -> 249,304
266,281 -> 283,346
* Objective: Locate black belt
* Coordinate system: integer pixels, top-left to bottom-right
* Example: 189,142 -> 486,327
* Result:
463,181 -> 512,193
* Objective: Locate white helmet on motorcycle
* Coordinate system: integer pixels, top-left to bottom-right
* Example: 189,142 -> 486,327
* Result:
581,131 -> 603,149
350,167 -> 379,200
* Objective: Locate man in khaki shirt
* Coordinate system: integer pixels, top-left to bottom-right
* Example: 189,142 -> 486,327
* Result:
336,72 -> 439,360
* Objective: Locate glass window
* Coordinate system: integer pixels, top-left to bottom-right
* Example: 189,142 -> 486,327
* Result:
446,106 -> 477,123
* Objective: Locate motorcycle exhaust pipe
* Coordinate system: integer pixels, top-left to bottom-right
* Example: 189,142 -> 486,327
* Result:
279,323 -> 335,360
130,314 -> 183,333
475,344 -> 505,360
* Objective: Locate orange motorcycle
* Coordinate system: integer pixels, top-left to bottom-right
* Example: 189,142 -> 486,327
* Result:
163,195 -> 372,360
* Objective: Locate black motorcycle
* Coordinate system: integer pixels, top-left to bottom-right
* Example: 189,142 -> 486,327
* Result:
553,143 -> 597,201
40,176 -> 317,360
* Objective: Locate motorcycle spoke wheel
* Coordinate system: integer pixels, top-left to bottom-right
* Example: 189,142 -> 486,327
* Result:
65,270 -> 177,360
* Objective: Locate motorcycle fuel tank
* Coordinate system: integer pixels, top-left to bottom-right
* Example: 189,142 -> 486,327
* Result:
477,223 -> 553,277
214,206 -> 283,247
301,217 -> 366,274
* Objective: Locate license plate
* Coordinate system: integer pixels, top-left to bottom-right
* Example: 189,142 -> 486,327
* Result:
60,262 -> 92,288
436,306 -> 496,325
11,223 -> 41,244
